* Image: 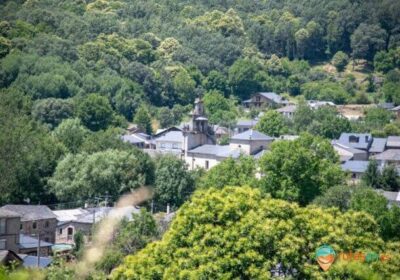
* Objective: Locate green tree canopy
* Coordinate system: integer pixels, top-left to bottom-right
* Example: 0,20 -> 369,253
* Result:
133,105 -> 152,134
199,156 -> 257,189
331,51 -> 349,72
259,133 -> 344,205
77,94 -> 114,131
53,118 -> 90,153
153,155 -> 195,210
49,149 -> 154,202
112,186 -> 400,279
32,98 -> 74,129
255,110 -> 288,137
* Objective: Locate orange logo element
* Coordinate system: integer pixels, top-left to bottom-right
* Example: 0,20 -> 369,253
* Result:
316,245 -> 336,271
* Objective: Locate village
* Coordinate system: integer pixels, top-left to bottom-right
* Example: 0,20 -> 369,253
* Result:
1,91 -> 399,270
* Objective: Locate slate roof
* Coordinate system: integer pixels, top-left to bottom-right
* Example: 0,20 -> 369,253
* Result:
390,105 -> 400,112
378,190 -> 400,202
1,205 -> 56,222
231,130 -> 274,141
259,92 -> 285,104
121,134 -> 145,144
370,138 -> 387,153
331,141 -> 367,155
0,209 -> 20,218
236,120 -> 258,127
19,254 -> 52,268
187,145 -> 242,159
337,133 -> 372,150
387,136 -> 400,148
374,149 -> 400,161
276,105 -> 297,113
155,131 -> 184,143
378,102 -> 395,110
19,234 -> 53,249
341,160 -> 369,173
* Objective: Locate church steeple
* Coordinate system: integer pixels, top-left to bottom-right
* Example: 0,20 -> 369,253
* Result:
190,98 -> 208,133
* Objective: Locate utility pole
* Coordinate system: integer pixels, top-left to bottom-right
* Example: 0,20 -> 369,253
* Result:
36,232 -> 41,268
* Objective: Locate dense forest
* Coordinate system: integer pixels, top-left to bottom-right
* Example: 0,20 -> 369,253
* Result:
1,0 -> 400,279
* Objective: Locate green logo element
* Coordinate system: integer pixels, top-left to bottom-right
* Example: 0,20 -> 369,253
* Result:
316,245 -> 336,271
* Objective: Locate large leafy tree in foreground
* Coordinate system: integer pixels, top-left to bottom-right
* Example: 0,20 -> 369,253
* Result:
49,149 -> 154,201
112,187 -> 400,279
259,133 -> 344,205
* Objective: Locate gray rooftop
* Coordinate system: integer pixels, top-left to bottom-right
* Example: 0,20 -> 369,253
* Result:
121,134 -> 145,144
377,190 -> 400,203
370,138 -> 387,153
337,133 -> 372,150
19,254 -> 52,268
155,131 -> 184,143
188,145 -> 242,159
332,141 -> 367,155
374,149 -> 400,161
231,130 -> 274,141
390,105 -> 400,112
378,103 -> 395,110
341,160 -> 369,173
276,105 -> 297,113
387,136 -> 400,148
19,234 -> 53,249
0,209 -> 20,218
236,119 -> 258,127
1,205 -> 56,222
259,92 -> 285,104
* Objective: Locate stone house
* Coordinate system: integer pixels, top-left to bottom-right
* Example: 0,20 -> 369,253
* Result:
243,92 -> 288,108
1,205 -> 57,244
0,209 -> 21,253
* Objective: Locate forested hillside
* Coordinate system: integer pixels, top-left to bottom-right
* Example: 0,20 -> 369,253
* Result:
1,0 -> 400,204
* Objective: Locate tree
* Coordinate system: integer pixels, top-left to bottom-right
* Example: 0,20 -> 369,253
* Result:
73,231 -> 84,258
77,94 -> 113,131
362,159 -> 381,189
203,90 -> 237,126
292,98 -> 314,133
49,149 -> 154,202
53,118 -> 90,154
364,107 -> 393,131
351,24 -> 387,61
255,110 -> 288,137
199,156 -> 257,189
228,59 -> 261,99
203,70 -> 228,96
133,106 -> 152,134
331,51 -> 349,72
112,186 -> 399,279
259,133 -> 344,205
32,98 -> 74,129
381,164 -> 400,191
312,185 -> 352,211
307,106 -> 351,139
154,155 -> 195,210
157,107 -> 175,128
173,69 -> 196,104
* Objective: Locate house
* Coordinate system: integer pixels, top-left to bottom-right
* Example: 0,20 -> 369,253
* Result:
1,205 -> 57,244
373,149 -> 400,167
212,125 -> 231,140
235,120 -> 258,134
387,136 -> 400,149
53,206 -> 140,245
390,105 -> 400,119
369,138 -> 387,156
243,92 -> 288,108
307,100 -> 335,110
121,132 -> 154,149
378,102 -> 395,110
0,208 -> 21,253
18,234 -> 53,256
378,190 -> 400,207
341,160 -> 369,180
331,141 -> 368,162
276,105 -> 297,118
185,130 -> 274,170
336,133 -> 373,152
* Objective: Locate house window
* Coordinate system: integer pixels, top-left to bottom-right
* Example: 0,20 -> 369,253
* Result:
59,228 -> 62,235
0,219 -> 6,234
0,239 -> 6,250
32,222 -> 37,230
45,221 -> 49,228
67,227 -> 73,236
160,143 -> 166,149
205,160 -> 209,170
20,223 -> 22,230
172,143 -> 178,149
256,96 -> 260,102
